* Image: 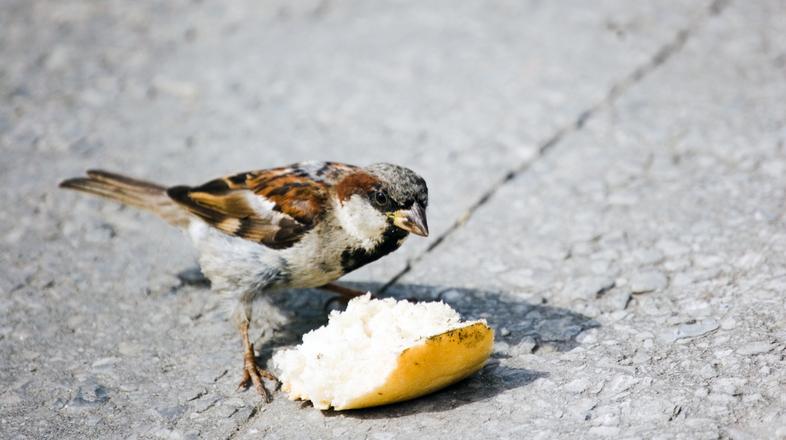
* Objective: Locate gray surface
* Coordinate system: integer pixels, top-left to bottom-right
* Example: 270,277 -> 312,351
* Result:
1,0 -> 784,439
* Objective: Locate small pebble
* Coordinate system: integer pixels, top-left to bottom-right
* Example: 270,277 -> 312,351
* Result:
440,289 -> 462,302
118,341 -> 142,356
656,239 -> 689,256
710,378 -> 745,396
1,391 -> 22,405
587,426 -> 620,437
606,375 -> 638,395
495,341 -> 510,353
699,364 -> 717,379
561,276 -> 615,300
633,249 -> 664,265
664,319 -> 719,342
663,258 -> 690,272
152,76 -> 198,99
631,271 -> 668,293
719,318 -> 736,330
66,382 -> 109,410
91,357 -> 120,370
604,290 -> 631,311
511,338 -> 538,355
693,254 -> 724,269
563,378 -> 590,394
155,404 -> 187,422
736,342 -> 774,356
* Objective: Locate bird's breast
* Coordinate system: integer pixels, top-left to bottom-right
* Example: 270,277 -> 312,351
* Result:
279,222 -> 408,288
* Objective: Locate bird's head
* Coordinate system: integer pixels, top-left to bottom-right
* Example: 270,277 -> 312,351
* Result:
333,163 -> 428,246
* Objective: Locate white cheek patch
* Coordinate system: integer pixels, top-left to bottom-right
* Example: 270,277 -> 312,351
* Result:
334,195 -> 389,249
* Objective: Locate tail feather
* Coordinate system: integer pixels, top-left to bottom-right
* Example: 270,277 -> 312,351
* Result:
85,169 -> 166,192
60,170 -> 188,227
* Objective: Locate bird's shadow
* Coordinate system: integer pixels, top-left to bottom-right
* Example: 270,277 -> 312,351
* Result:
248,281 -> 599,418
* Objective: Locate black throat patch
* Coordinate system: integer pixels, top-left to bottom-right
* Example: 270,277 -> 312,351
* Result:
340,226 -> 408,274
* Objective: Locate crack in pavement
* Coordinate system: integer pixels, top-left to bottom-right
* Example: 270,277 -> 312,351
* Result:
380,0 -> 731,294
225,403 -> 262,440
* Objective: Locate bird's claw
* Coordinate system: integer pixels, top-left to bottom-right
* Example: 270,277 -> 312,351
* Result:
237,348 -> 278,403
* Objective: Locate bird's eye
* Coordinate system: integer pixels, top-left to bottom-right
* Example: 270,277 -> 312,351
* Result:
372,191 -> 388,207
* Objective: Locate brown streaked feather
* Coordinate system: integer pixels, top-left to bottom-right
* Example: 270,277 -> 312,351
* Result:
256,178 -> 325,224
62,162 -> 371,249
313,161 -> 359,181
166,166 -> 338,249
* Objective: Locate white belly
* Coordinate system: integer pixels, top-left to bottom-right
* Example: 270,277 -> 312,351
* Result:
187,220 -> 285,293
186,219 -> 358,293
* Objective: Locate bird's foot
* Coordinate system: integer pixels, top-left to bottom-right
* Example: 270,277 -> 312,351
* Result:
236,343 -> 278,402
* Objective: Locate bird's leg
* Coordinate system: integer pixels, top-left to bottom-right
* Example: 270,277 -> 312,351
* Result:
236,319 -> 277,402
319,282 -> 369,302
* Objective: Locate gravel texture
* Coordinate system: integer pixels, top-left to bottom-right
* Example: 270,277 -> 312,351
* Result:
2,0 -> 785,439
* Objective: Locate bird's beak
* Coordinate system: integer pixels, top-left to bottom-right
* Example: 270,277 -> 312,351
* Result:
391,203 -> 429,237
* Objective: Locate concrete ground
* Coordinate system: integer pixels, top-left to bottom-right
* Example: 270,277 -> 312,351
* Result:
2,0 -> 785,438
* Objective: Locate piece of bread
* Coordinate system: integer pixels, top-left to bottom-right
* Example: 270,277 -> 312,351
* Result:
272,294 -> 494,410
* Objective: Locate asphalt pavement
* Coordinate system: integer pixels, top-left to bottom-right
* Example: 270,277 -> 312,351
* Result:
2,0 -> 785,438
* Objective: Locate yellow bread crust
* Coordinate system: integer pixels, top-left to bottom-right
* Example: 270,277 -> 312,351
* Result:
335,322 -> 494,410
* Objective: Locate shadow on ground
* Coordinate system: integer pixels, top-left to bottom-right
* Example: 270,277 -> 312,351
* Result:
242,281 -> 599,417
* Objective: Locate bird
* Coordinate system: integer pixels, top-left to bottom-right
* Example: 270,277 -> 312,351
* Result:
59,161 -> 429,401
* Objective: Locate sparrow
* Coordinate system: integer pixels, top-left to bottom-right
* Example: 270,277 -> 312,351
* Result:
60,161 -> 429,401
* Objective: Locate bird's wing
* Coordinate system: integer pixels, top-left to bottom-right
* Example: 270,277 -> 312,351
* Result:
167,165 -> 334,249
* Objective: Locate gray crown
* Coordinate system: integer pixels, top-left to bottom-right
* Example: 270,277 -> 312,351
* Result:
365,163 -> 428,208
